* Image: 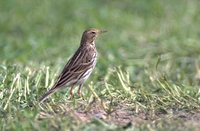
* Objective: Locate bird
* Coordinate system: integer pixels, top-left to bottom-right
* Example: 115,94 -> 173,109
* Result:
39,28 -> 107,103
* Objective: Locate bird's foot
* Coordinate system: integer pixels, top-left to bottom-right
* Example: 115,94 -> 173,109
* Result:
67,92 -> 74,100
78,92 -> 85,100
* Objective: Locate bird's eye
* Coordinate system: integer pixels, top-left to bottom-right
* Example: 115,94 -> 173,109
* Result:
91,31 -> 96,34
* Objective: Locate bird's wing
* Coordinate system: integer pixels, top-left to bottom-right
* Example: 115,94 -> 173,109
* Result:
51,46 -> 95,89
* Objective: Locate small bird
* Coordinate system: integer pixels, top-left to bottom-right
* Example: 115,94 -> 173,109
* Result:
39,28 -> 106,103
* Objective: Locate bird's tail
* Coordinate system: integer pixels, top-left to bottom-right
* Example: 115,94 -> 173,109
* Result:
39,87 -> 57,103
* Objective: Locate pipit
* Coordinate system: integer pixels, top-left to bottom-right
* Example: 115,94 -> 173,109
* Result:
39,28 -> 106,103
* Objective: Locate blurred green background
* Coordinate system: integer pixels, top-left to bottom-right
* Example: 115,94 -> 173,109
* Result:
1,0 -> 199,64
1,0 -> 200,130
1,0 -> 200,84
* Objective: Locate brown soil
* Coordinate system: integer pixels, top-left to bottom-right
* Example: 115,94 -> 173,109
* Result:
38,99 -> 200,128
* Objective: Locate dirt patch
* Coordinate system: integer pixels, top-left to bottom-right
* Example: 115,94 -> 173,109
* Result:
38,99 -> 200,127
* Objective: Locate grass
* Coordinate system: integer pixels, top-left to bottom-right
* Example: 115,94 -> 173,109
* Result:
1,0 -> 200,130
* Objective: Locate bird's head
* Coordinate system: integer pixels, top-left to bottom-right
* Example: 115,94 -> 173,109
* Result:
81,28 -> 107,45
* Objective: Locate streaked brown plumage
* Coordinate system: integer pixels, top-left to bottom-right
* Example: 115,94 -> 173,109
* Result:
39,28 -> 106,103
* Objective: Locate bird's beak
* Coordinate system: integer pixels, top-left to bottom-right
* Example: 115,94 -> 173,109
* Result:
99,30 -> 107,34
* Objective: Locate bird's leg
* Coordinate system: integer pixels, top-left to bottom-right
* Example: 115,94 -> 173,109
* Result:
78,84 -> 84,99
68,86 -> 74,99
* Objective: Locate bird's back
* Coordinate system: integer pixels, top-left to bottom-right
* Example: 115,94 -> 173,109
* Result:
53,44 -> 97,88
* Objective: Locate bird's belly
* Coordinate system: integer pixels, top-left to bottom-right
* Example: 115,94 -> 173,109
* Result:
76,67 -> 94,85
76,55 -> 97,85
